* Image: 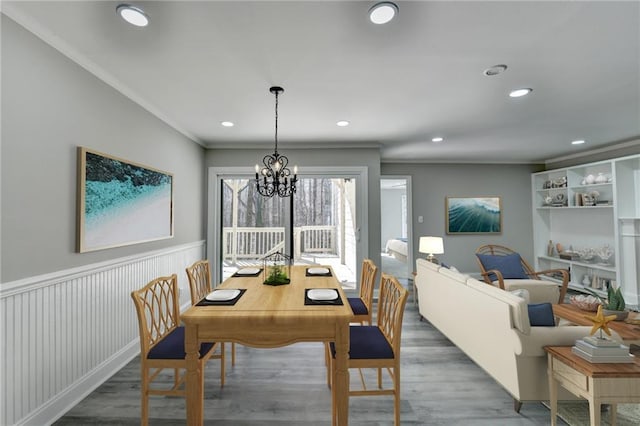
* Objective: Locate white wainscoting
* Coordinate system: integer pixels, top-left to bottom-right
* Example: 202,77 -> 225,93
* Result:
0,241 -> 205,426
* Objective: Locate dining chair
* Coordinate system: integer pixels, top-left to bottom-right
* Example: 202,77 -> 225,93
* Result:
348,258 -> 379,325
130,274 -> 224,425
186,259 -> 236,367
328,273 -> 409,426
475,244 -> 569,304
324,258 -> 379,384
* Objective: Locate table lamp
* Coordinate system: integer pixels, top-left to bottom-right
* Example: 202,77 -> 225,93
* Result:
419,236 -> 444,264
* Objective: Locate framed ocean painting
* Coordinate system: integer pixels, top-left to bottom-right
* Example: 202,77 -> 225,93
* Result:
77,147 -> 173,252
445,197 -> 502,234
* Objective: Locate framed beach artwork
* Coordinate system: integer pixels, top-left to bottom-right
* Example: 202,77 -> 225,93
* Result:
77,147 -> 173,252
445,196 -> 502,234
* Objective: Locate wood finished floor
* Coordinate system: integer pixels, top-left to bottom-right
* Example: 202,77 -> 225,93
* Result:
55,290 -> 562,425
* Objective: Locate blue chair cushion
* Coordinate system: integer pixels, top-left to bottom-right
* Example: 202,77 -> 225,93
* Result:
528,303 -> 556,327
330,326 -> 394,360
476,253 -> 529,281
348,297 -> 368,316
147,326 -> 215,360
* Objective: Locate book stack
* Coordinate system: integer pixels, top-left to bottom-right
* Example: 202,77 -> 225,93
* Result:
572,336 -> 634,363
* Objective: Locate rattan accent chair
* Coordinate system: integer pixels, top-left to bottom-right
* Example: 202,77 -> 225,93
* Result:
186,259 -> 236,368
475,244 -> 569,304
348,258 -> 379,325
328,273 -> 409,426
130,274 -> 224,425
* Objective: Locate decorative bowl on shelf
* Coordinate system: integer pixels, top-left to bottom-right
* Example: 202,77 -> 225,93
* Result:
569,295 -> 601,312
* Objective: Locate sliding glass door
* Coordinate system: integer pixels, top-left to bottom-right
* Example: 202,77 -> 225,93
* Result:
209,167 -> 367,289
220,178 -> 290,280
294,177 -> 357,287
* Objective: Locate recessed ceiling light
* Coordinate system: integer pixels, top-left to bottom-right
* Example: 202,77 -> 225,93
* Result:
116,4 -> 149,27
571,140 -> 585,145
483,64 -> 508,76
509,88 -> 533,98
221,121 -> 234,127
431,137 -> 444,143
336,120 -> 350,127
369,2 -> 398,24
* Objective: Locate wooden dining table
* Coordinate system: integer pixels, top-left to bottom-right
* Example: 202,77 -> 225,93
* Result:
181,264 -> 354,425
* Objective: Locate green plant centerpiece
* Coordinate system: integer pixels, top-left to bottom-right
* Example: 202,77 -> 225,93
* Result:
585,285 -> 628,321
262,251 -> 291,286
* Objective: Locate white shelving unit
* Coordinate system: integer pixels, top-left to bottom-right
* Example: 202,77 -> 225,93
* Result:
531,154 -> 640,307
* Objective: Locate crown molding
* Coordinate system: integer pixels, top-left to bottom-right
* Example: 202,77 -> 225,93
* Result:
381,158 -> 541,165
544,138 -> 640,165
205,140 -> 381,150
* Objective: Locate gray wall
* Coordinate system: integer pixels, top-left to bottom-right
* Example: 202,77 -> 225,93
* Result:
382,162 -> 543,273
205,147 -> 381,268
1,16 -> 206,282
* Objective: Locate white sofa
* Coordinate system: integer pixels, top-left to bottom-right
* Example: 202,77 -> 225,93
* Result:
414,259 -> 620,411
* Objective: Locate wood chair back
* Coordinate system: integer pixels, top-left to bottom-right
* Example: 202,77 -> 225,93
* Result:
353,259 -> 378,324
131,274 -> 180,357
377,273 -> 409,358
186,259 -> 236,367
186,259 -> 212,305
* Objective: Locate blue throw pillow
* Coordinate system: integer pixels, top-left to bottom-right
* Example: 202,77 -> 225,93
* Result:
528,303 -> 555,327
476,253 -> 528,281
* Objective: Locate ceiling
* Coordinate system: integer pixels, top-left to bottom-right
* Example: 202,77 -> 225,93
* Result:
4,1 -> 639,163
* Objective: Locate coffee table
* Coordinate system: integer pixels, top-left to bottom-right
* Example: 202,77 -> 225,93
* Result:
553,304 -> 640,344
545,345 -> 640,426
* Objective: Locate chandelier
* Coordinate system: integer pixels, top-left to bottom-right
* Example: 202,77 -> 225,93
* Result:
255,86 -> 298,198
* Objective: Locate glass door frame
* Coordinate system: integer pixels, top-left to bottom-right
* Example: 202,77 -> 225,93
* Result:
208,166 -> 369,286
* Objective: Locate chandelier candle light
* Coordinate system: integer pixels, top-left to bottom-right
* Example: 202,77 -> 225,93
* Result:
255,86 -> 298,198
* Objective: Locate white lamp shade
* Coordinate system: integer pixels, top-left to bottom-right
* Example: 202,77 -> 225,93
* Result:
419,236 -> 444,255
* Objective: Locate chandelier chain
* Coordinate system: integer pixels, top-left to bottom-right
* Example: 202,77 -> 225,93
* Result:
274,89 -> 279,155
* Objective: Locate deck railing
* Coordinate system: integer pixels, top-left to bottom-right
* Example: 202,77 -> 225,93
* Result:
222,226 -> 336,263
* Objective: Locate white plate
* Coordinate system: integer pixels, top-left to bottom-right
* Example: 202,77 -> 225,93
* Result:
307,267 -> 330,275
308,289 -> 338,301
205,289 -> 241,301
236,267 -> 260,275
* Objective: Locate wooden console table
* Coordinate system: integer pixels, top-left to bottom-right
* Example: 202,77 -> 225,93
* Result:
545,346 -> 640,426
553,304 -> 640,344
